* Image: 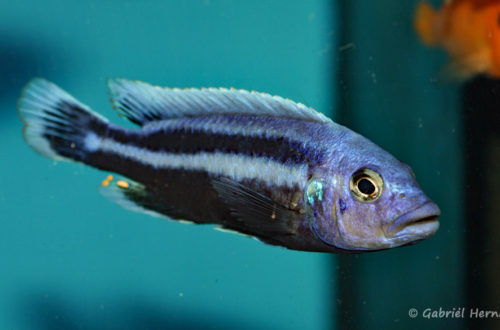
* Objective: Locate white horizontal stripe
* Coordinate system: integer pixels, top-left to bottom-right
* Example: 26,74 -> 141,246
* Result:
143,116 -> 270,138
98,137 -> 308,188
84,132 -> 101,152
141,115 -> 338,146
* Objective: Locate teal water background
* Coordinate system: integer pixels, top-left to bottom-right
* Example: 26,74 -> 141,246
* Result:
0,1 -> 336,329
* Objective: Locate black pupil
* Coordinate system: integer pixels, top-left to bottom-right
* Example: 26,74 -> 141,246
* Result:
358,178 -> 375,195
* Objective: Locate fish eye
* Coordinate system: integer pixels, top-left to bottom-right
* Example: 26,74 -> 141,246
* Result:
349,168 -> 383,202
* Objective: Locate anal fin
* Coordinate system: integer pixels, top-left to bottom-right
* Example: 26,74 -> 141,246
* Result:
99,175 -> 186,221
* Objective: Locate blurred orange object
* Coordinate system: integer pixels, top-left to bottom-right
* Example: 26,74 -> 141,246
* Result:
415,0 -> 500,79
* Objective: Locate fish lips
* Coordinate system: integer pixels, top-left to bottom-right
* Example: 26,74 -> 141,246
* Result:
387,201 -> 441,237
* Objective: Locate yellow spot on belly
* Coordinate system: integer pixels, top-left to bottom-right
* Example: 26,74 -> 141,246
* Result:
101,175 -> 113,187
117,180 -> 129,189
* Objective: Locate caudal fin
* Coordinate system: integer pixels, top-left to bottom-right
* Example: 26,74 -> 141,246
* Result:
18,78 -> 109,162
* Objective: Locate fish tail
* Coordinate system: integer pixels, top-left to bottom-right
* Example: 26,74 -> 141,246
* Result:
18,78 -> 109,163
414,1 -> 441,46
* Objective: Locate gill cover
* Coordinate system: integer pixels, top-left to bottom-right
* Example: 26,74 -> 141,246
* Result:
305,178 -> 337,246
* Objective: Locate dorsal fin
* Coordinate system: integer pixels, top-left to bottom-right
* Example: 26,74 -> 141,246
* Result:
107,78 -> 331,126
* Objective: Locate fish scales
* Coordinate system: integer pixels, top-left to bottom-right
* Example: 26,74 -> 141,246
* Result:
18,78 -> 441,252
80,116 -> 316,210
45,104 -> 332,248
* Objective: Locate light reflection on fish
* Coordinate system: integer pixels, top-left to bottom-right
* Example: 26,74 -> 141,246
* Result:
18,79 -> 440,253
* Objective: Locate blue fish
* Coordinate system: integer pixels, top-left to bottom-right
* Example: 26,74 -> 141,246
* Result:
18,79 -> 440,252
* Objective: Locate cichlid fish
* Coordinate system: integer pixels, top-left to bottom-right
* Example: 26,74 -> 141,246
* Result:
415,0 -> 500,79
18,79 -> 440,253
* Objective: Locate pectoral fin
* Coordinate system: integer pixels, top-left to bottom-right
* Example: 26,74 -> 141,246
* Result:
210,176 -> 300,237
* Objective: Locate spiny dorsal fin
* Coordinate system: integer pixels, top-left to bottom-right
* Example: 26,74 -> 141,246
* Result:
107,78 -> 332,126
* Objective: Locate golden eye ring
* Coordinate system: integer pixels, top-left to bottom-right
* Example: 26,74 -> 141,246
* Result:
349,168 -> 383,202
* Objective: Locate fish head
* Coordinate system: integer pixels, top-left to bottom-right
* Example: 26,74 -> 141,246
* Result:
305,133 -> 440,251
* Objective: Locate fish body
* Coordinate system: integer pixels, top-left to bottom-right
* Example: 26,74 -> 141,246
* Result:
18,79 -> 440,253
415,0 -> 500,79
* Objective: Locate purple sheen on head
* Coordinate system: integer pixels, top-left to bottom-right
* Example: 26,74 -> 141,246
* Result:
307,127 -> 440,251
306,180 -> 339,247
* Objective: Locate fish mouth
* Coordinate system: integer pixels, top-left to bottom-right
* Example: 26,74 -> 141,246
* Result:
386,202 -> 441,238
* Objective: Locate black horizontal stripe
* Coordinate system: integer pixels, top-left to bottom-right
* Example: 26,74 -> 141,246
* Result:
87,149 -> 231,224
105,122 -> 325,166
86,150 -> 301,238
